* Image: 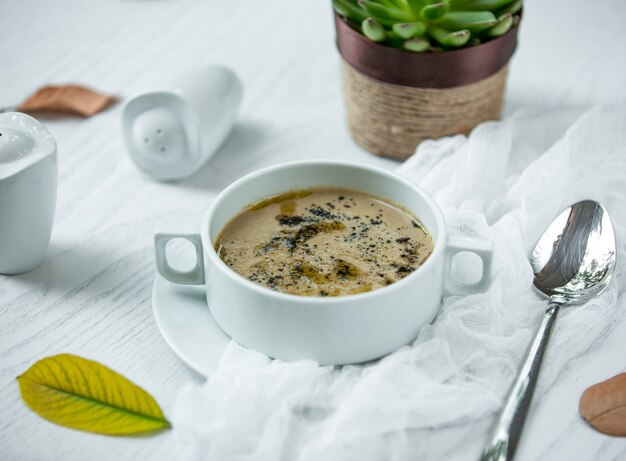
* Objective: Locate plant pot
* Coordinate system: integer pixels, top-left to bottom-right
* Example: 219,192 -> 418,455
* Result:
334,12 -> 520,160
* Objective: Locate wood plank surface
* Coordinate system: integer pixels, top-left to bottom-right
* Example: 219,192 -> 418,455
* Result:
1,1 -> 626,460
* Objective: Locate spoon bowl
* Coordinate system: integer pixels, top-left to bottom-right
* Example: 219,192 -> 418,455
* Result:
481,200 -> 616,461
531,200 -> 616,303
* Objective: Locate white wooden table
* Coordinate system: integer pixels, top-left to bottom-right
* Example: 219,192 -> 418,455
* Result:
2,1 -> 626,459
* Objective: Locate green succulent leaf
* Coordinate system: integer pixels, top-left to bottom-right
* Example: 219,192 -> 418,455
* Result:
486,12 -> 512,37
421,2 -> 450,20
333,2 -> 348,16
437,11 -> 497,31
362,17 -> 387,41
392,21 -> 426,38
428,26 -> 471,46
332,0 -> 368,23
407,0 -> 427,14
358,0 -> 414,21
377,0 -> 404,8
449,0 -> 514,11
497,0 -> 522,15
404,36 -> 431,52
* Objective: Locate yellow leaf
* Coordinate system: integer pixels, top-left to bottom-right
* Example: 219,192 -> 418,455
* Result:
17,354 -> 171,436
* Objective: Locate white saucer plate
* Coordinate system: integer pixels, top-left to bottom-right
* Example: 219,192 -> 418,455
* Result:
152,243 -> 230,377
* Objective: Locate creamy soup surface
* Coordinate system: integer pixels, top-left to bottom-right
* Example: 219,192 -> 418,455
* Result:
215,188 -> 434,297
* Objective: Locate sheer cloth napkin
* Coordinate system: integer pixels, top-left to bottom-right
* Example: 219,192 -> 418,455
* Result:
172,104 -> 626,460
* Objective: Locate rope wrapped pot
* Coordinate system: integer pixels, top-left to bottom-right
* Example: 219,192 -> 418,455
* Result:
335,13 -> 520,160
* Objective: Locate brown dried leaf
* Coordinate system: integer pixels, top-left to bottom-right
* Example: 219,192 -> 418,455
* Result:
17,85 -> 117,117
580,373 -> 626,436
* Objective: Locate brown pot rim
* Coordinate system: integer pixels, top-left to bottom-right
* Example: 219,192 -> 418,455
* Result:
334,11 -> 520,88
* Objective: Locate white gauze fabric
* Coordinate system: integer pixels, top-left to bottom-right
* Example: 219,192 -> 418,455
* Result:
172,104 -> 626,461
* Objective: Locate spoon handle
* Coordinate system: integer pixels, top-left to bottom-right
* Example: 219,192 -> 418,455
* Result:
480,302 -> 561,461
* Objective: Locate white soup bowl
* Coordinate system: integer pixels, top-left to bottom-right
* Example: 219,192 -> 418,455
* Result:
154,160 -> 492,365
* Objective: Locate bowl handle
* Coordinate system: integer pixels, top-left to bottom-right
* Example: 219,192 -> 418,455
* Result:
154,232 -> 205,285
443,235 -> 493,296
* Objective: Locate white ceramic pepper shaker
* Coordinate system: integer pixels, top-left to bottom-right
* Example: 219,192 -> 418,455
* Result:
121,65 -> 242,181
0,112 -> 57,274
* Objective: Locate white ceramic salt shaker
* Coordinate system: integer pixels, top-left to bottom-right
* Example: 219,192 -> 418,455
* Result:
0,113 -> 57,274
121,65 -> 242,181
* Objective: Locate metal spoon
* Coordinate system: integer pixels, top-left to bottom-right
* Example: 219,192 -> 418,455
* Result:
481,200 -> 616,461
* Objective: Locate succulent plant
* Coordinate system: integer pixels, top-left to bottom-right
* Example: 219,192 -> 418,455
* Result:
332,0 -> 522,51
